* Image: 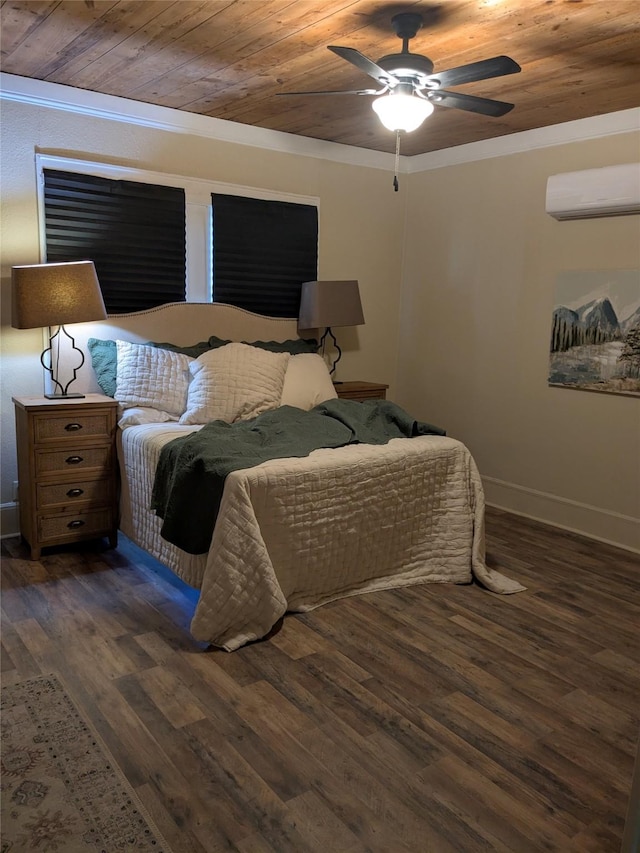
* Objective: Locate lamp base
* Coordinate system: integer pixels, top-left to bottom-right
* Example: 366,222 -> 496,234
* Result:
42,325 -> 87,398
319,326 -> 342,376
44,392 -> 86,400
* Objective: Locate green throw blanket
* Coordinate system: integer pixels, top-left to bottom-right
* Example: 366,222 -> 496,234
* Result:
151,399 -> 445,554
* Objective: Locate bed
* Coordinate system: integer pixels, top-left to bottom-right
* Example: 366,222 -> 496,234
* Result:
70,302 -> 524,650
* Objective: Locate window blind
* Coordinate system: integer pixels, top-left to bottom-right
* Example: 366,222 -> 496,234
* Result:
212,193 -> 318,317
43,169 -> 186,314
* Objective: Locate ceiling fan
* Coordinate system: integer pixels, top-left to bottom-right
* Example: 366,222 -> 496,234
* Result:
279,12 -> 521,136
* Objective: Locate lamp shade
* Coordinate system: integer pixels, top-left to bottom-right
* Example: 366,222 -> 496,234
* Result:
11,261 -> 107,329
298,280 -> 364,330
372,93 -> 434,132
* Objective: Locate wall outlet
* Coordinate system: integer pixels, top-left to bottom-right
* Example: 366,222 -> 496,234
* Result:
12,481 -> 19,502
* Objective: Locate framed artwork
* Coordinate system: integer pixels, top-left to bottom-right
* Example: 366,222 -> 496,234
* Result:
549,269 -> 640,397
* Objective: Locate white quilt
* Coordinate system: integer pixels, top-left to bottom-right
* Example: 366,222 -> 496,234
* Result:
119,424 -> 525,651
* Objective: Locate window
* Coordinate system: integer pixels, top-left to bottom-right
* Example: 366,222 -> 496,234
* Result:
37,155 -> 319,315
43,169 -> 186,314
212,194 -> 318,318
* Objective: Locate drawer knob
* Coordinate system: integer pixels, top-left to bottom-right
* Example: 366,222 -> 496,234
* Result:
67,519 -> 85,529
65,456 -> 83,465
67,488 -> 84,498
65,423 -> 83,432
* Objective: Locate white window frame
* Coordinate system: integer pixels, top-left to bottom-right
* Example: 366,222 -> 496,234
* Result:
35,154 -> 320,305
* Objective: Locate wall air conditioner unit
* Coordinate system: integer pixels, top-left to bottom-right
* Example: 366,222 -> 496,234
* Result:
545,163 -> 640,220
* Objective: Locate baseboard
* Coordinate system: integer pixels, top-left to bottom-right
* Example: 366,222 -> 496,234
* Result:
0,502 -> 19,539
483,476 -> 640,554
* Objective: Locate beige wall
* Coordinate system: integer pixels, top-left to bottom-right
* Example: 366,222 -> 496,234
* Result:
396,133 -> 640,550
0,98 -> 405,520
1,94 -> 639,551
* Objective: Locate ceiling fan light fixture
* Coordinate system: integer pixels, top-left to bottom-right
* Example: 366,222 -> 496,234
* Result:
372,92 -> 434,132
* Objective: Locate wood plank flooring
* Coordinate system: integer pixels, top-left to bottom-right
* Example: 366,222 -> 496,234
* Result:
2,508 -> 639,852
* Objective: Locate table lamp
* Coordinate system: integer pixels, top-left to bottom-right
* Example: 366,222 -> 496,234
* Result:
12,260 -> 108,398
298,280 -> 365,375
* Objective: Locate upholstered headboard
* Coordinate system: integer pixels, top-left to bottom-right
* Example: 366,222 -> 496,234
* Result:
66,302 -> 307,394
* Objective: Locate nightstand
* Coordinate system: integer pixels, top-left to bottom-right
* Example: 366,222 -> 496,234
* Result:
334,381 -> 389,402
12,394 -> 119,560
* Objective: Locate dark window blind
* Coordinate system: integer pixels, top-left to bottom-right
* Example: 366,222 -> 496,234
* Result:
212,193 -> 318,317
43,169 -> 186,313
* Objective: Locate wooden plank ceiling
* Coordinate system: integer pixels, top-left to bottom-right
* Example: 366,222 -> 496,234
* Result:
1,0 -> 639,156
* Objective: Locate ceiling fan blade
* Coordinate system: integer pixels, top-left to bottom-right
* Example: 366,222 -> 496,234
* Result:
427,55 -> 520,88
277,88 -> 381,96
429,90 -> 514,116
328,45 -> 397,87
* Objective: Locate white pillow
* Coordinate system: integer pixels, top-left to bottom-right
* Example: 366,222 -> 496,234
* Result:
180,342 -> 289,425
118,406 -> 178,428
115,340 -> 192,417
280,353 -> 338,410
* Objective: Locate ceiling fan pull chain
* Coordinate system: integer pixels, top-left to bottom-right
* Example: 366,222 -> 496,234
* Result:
393,130 -> 401,191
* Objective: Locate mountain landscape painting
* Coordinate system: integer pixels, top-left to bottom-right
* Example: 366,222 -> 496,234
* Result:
549,269 -> 640,397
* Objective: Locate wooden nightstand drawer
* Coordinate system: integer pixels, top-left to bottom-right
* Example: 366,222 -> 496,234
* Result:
35,445 -> 113,479
334,381 -> 389,402
37,478 -> 114,511
38,508 -> 115,544
33,409 -> 113,444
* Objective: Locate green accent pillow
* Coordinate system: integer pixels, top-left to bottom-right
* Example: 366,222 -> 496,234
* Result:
147,339 -> 217,359
206,335 -> 318,354
150,335 -> 318,355
87,338 -> 117,397
251,337 -> 318,355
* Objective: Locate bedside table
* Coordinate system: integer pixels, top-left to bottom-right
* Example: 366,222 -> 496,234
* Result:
334,381 -> 389,402
12,394 -> 119,560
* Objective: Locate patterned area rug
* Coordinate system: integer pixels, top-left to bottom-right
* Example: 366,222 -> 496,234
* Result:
1,674 -> 171,852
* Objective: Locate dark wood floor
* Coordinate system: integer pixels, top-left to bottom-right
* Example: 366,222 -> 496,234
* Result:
2,508 -> 639,853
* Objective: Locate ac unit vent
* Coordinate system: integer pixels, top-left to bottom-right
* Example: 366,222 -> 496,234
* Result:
545,163 -> 640,220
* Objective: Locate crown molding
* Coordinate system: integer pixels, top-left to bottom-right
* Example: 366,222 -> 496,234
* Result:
0,72 -> 396,172
2,73 -> 638,174
406,108 -> 640,172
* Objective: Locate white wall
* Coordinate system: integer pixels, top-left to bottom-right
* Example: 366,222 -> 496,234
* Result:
396,132 -> 640,551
